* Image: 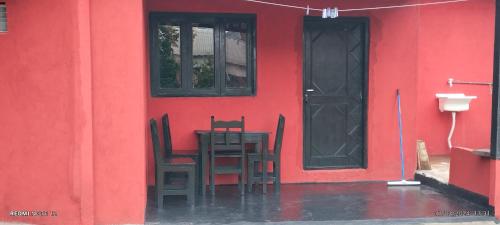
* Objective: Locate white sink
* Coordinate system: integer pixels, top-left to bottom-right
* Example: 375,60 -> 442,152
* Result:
436,93 -> 477,112
435,93 -> 477,149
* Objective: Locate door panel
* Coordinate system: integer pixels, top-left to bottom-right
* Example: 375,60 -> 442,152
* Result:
303,17 -> 368,169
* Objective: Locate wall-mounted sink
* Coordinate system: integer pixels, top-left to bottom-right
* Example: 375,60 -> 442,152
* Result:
436,93 -> 477,112
435,93 -> 477,149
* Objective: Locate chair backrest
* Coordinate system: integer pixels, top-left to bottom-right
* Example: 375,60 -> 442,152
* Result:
150,119 -> 163,165
161,113 -> 173,158
210,116 -> 245,151
273,114 -> 285,156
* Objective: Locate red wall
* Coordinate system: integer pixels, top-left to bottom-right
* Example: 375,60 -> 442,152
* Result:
146,0 -> 420,185
490,160 -> 500,218
0,1 -> 81,224
90,0 -> 147,224
416,0 -> 495,155
415,0 -> 498,216
1,0 -> 497,224
0,0 -> 147,224
449,147 -> 490,196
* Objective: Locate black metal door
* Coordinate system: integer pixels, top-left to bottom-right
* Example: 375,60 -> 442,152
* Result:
303,17 -> 368,169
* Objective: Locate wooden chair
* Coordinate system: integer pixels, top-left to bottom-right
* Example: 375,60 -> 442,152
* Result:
150,119 -> 196,207
162,113 -> 199,190
247,114 -> 285,193
209,116 -> 246,195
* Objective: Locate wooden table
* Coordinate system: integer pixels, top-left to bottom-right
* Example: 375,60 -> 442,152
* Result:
195,130 -> 270,196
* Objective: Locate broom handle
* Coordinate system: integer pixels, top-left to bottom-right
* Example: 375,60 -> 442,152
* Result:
397,89 -> 405,180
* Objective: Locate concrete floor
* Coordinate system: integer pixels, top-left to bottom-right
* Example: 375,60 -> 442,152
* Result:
415,155 -> 450,184
146,182 -> 492,224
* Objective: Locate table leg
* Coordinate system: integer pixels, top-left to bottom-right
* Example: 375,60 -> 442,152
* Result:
250,139 -> 262,193
199,135 -> 208,196
262,134 -> 269,194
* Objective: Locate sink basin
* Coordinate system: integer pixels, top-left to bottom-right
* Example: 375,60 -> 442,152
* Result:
436,93 -> 477,112
436,93 -> 477,149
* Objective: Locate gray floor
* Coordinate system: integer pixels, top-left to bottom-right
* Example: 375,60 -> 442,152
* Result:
416,155 -> 451,184
146,182 -> 493,224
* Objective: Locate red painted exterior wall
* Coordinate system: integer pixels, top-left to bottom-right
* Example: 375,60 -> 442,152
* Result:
1,0 -> 498,224
489,160 -> 500,218
449,147 -> 490,196
0,1 -> 81,224
146,0 -> 420,185
90,0 -> 147,224
0,0 -> 147,224
416,0 -> 495,155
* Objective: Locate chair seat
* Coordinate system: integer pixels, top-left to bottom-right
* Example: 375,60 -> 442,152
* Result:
212,149 -> 243,157
172,149 -> 198,158
215,166 -> 242,174
211,146 -> 243,151
161,181 -> 188,190
215,153 -> 243,158
166,157 -> 195,165
252,172 -> 276,179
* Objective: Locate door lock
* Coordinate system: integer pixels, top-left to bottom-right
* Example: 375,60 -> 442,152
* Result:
305,89 -> 314,103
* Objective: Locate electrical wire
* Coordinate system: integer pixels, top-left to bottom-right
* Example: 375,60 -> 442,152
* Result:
341,0 -> 469,12
241,0 -> 469,13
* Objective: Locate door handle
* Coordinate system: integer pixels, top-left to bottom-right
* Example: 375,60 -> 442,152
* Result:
304,89 -> 314,103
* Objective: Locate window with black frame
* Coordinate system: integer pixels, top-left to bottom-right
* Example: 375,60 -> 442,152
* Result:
150,13 -> 256,97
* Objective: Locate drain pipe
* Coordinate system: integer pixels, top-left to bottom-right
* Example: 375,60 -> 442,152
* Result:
448,112 -> 456,149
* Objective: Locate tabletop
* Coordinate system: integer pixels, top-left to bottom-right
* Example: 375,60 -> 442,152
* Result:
195,130 -> 271,134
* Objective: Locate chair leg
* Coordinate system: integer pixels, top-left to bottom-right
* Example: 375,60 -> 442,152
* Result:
247,159 -> 254,192
262,160 -> 267,194
193,156 -> 199,194
157,172 -> 164,208
157,194 -> 164,209
210,151 -> 215,195
187,168 -> 195,205
241,154 -> 245,195
238,174 -> 242,191
274,161 -> 280,193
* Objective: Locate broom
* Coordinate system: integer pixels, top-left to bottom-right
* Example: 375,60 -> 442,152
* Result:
387,89 -> 421,186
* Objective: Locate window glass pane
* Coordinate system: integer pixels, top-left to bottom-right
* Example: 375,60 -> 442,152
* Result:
0,3 -> 6,32
158,23 -> 181,88
192,24 -> 215,89
225,22 -> 248,88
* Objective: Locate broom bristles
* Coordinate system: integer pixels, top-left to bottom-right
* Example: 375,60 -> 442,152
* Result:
387,180 -> 421,186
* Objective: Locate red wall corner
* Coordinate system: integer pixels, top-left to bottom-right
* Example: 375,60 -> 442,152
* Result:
90,0 -> 147,224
